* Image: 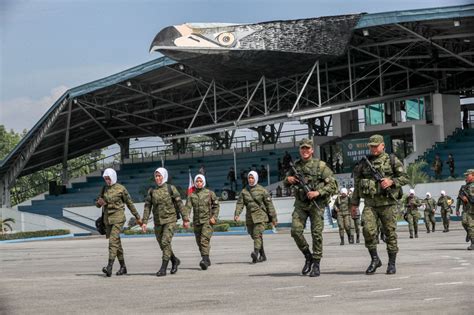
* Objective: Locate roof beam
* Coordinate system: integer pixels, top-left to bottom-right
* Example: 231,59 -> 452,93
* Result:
76,102 -> 120,144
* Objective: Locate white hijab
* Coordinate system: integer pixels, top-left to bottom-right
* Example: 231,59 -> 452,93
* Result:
155,167 -> 168,186
194,174 -> 206,188
248,171 -> 259,187
102,168 -> 117,186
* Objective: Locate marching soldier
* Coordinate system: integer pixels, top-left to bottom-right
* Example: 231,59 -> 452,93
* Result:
349,187 -> 361,244
142,167 -> 189,277
96,168 -> 142,277
422,192 -> 436,233
184,174 -> 220,270
455,169 -> 474,250
334,188 -> 353,245
351,135 -> 408,275
234,171 -> 278,263
404,189 -> 421,239
284,138 -> 338,277
437,190 -> 453,232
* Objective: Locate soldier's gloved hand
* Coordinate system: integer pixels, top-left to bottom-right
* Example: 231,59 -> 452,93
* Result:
183,220 -> 190,229
234,216 -> 240,222
307,191 -> 320,200
209,217 -> 216,225
141,224 -> 148,233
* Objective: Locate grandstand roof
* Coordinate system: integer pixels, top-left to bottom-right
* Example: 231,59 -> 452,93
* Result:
1,4 -> 473,188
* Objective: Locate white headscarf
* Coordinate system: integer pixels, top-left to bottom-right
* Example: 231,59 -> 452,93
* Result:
155,167 -> 168,186
426,192 -> 431,198
194,174 -> 206,188
409,189 -> 415,195
440,190 -> 446,196
248,171 -> 259,186
349,187 -> 354,193
102,168 -> 117,186
340,188 -> 348,195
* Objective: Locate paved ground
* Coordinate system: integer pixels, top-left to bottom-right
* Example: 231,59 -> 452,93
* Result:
0,222 -> 472,315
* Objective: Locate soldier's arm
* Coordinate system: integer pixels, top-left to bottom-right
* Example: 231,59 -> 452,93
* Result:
123,187 -> 141,220
184,196 -> 193,220
210,191 -> 220,219
334,198 -> 340,211
96,187 -> 106,208
262,190 -> 278,223
234,190 -> 245,217
171,186 -> 188,221
142,189 -> 152,224
455,197 -> 462,212
317,163 -> 338,198
283,166 -> 296,187
391,157 -> 409,188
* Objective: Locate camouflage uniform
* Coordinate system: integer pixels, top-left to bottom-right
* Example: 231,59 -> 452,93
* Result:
404,195 -> 421,238
284,139 -> 338,276
97,183 -> 140,261
334,194 -> 353,244
352,135 -> 408,275
455,169 -> 474,249
437,195 -> 453,232
234,184 -> 277,255
422,196 -> 437,233
143,183 -> 187,261
184,187 -> 220,257
348,192 -> 361,243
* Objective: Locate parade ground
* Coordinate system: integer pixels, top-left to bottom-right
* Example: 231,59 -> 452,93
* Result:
0,222 -> 472,315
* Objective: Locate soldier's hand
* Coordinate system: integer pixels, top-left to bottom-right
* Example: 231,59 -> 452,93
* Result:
209,217 -> 216,225
380,178 -> 394,189
141,224 -> 148,233
456,211 -> 460,216
97,198 -> 106,207
272,220 -> 278,227
351,205 -> 358,219
307,191 -> 320,200
183,220 -> 190,229
234,216 -> 240,222
461,196 -> 468,204
136,218 -> 143,226
287,176 -> 299,184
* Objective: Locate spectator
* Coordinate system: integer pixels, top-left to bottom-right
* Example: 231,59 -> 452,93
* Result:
276,185 -> 283,197
198,164 -> 206,176
462,108 -> 469,130
446,153 -> 455,178
277,158 -> 284,180
335,159 -> 341,173
259,165 -> 268,182
227,167 -> 237,191
282,151 -> 292,174
432,154 -> 443,180
240,169 -> 248,188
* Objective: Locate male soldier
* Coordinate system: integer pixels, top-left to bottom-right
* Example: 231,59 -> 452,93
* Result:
349,187 -> 361,243
334,188 -> 353,245
234,171 -> 278,263
422,192 -> 436,233
437,190 -> 453,232
432,154 -> 443,180
142,167 -> 189,277
455,169 -> 474,249
184,174 -> 220,270
284,138 -> 338,277
404,189 -> 421,239
351,135 -> 408,275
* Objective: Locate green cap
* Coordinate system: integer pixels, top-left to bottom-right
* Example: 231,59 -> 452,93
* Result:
464,169 -> 474,176
299,138 -> 313,148
368,134 -> 384,146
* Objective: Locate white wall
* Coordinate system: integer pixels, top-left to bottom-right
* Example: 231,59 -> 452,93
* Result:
405,124 -> 440,164
432,93 -> 460,140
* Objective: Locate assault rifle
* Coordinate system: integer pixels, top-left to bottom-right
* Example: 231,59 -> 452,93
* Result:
458,184 -> 474,205
289,161 -> 322,212
361,155 -> 400,203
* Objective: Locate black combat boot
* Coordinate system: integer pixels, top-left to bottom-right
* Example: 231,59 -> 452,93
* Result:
102,259 -> 114,277
432,225 -> 435,232
386,252 -> 397,275
205,255 -> 211,266
414,226 -> 418,238
468,239 -> 474,251
309,259 -> 321,277
250,249 -> 259,264
349,234 -> 354,244
340,236 -> 345,245
258,246 -> 267,262
409,231 -> 414,239
170,255 -> 180,274
466,232 -> 470,243
365,249 -> 382,275
302,249 -> 313,275
156,259 -> 169,277
116,260 -> 127,276
446,224 -> 449,232
200,255 -> 209,270
356,234 -> 360,243
426,226 -> 430,233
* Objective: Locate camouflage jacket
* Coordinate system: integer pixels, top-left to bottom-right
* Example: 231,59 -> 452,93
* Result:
405,196 -> 421,214
143,183 -> 187,225
184,188 -> 220,225
234,184 -> 278,224
437,195 -> 453,212
352,153 -> 408,207
423,197 -> 437,212
334,195 -> 351,215
96,183 -> 140,225
284,158 -> 338,210
455,182 -> 474,214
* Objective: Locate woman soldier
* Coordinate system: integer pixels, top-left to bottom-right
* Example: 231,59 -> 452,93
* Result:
141,167 -> 189,277
96,168 -> 143,277
184,174 -> 220,270
234,171 -> 278,263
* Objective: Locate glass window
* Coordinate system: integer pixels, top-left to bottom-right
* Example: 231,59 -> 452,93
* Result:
365,103 -> 385,125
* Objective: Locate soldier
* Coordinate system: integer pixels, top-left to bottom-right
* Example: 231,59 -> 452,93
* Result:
284,138 -> 338,277
404,189 -> 421,239
334,188 -> 353,245
96,168 -> 142,277
422,192 -> 436,233
437,190 -> 453,232
184,174 -> 220,270
455,169 -> 474,249
142,167 -> 189,277
432,154 -> 443,180
234,171 -> 278,263
349,187 -> 361,243
351,135 -> 408,275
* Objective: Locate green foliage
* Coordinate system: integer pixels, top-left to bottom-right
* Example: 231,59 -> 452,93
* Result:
0,229 -> 70,241
1,217 -> 16,233
0,126 -> 26,160
406,160 -> 429,188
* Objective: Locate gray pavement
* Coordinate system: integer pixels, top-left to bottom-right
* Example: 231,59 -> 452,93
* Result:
0,222 -> 472,315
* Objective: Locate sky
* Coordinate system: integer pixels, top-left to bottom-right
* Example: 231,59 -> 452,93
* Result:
0,0 -> 470,135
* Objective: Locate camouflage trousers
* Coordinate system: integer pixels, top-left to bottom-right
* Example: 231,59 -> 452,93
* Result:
154,222 -> 176,261
424,210 -> 436,231
406,211 -> 420,234
337,213 -> 352,238
351,216 -> 361,237
462,212 -> 474,240
194,222 -> 213,256
106,222 -> 125,261
247,222 -> 266,250
441,209 -> 451,229
362,205 -> 398,253
291,206 -> 324,260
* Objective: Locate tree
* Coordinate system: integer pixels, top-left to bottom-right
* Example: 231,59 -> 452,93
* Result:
0,126 -> 25,160
406,160 -> 429,188
1,217 -> 15,233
